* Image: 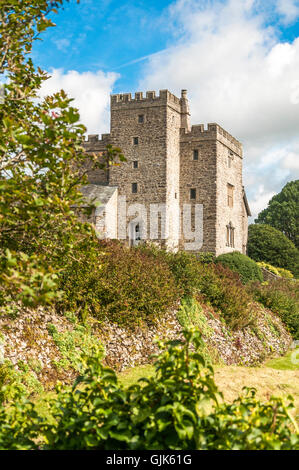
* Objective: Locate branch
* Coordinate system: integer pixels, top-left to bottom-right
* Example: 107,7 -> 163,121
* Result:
0,150 -> 26,171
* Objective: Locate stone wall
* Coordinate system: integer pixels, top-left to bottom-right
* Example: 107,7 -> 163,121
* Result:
179,130 -> 217,253
215,138 -> 245,256
0,303 -> 292,384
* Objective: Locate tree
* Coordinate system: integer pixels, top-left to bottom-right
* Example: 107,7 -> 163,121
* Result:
248,224 -> 299,278
255,180 -> 299,249
0,1 -> 123,308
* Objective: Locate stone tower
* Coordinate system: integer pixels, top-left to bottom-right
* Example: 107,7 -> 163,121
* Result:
109,90 -> 184,249
82,89 -> 251,255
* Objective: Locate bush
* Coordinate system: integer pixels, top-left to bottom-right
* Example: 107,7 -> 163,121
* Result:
1,328 -> 297,450
248,224 -> 299,278
59,241 -> 180,327
216,252 -> 263,284
137,245 -> 254,330
257,262 -> 294,279
198,264 -> 256,330
248,279 -> 299,339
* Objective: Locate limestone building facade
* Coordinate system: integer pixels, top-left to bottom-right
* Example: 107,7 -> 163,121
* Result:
82,89 -> 251,256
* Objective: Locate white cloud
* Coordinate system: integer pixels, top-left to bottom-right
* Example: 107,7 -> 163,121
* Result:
276,0 -> 299,25
249,185 -> 276,219
139,0 -> 299,218
39,69 -> 119,134
54,38 -> 71,52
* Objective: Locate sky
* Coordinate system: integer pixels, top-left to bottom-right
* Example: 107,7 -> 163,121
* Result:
33,0 -> 299,219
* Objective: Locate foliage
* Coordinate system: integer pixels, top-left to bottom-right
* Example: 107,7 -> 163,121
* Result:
0,1 -> 124,309
196,264 -> 256,330
58,241 -> 180,327
177,297 -> 213,338
0,359 -> 43,404
257,262 -> 294,279
248,279 -> 299,340
1,328 -> 298,450
256,180 -> 299,249
248,224 -> 299,278
194,252 -> 216,264
47,322 -> 105,372
216,251 -> 263,284
137,245 -> 254,330
0,249 -> 62,307
160,250 -> 206,297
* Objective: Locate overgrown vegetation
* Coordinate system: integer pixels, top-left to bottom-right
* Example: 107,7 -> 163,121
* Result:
0,360 -> 43,404
137,246 -> 255,330
257,262 -> 294,279
216,251 -> 263,284
248,224 -> 299,278
59,241 -> 180,327
0,329 -> 298,450
47,322 -> 105,372
248,279 -> 299,340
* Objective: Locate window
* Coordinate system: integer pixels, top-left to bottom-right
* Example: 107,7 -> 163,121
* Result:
138,115 -> 144,123
132,182 -> 138,193
228,152 -> 234,168
133,161 -> 138,169
226,222 -> 235,247
133,137 -> 139,145
190,188 -> 196,200
193,149 -> 199,161
227,184 -> 234,208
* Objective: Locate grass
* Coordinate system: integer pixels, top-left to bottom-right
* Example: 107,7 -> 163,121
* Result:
118,364 -> 155,388
265,348 -> 299,371
30,348 -> 299,425
118,351 -> 299,421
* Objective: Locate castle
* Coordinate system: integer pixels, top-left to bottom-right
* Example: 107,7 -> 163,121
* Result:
81,89 -> 251,255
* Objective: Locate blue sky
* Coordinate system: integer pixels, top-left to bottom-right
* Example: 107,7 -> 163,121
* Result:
33,0 -> 177,91
34,0 -> 299,218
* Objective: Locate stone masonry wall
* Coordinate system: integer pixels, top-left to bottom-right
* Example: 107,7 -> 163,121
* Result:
215,133 -> 245,256
179,126 -> 218,253
109,90 -> 181,247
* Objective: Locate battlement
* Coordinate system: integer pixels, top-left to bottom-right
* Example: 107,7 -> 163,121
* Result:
111,89 -> 181,108
85,133 -> 110,143
180,123 -> 242,156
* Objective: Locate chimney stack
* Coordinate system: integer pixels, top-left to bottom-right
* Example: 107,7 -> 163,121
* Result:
180,89 -> 191,132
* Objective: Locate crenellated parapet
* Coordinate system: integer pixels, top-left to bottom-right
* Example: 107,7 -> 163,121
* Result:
180,123 -> 242,157
110,89 -> 181,111
85,133 -> 110,143
83,133 -> 111,151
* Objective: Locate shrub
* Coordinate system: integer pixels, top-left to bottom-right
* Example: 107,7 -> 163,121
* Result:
248,224 -> 299,278
137,245 -> 254,330
136,246 -> 204,297
216,251 -> 263,284
1,328 -> 297,450
257,262 -> 294,279
59,241 -> 180,327
248,279 -> 299,340
198,264 -> 256,330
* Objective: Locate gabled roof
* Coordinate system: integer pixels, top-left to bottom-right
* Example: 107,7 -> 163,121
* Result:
74,184 -> 118,217
79,184 -> 117,206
